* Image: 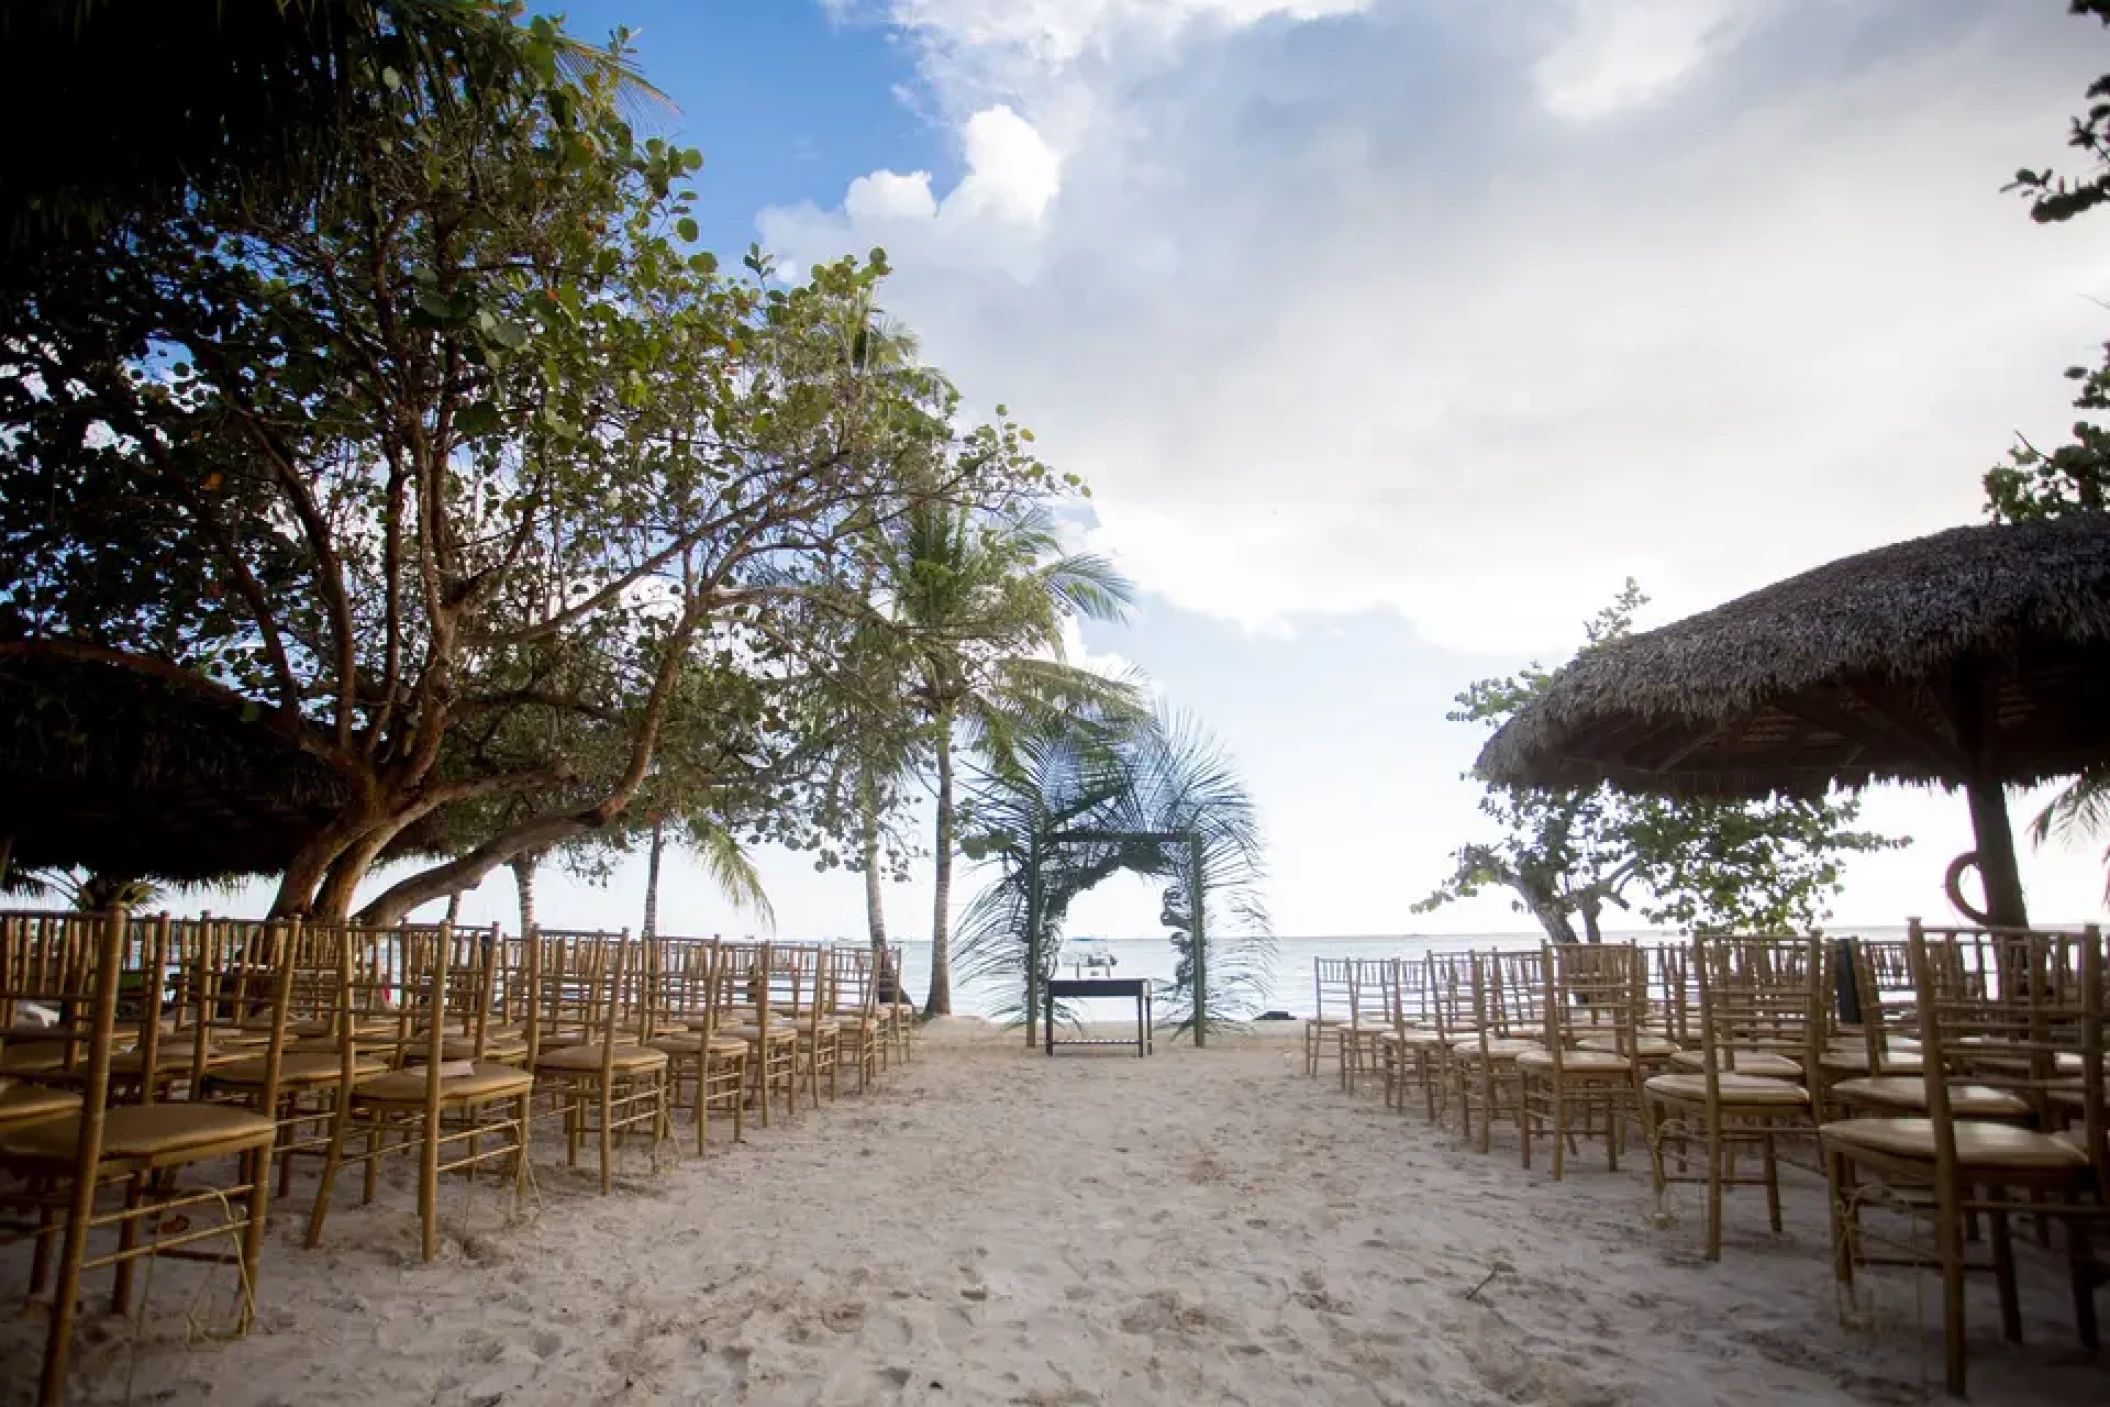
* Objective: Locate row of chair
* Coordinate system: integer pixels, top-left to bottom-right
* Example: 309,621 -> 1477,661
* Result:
1306,924 -> 2107,1396
0,910 -> 918,1407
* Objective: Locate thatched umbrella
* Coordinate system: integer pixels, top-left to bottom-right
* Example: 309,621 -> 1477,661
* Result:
1476,515 -> 2110,928
0,655 -> 351,884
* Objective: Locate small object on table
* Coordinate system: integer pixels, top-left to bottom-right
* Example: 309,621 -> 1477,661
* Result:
1044,978 -> 1152,1057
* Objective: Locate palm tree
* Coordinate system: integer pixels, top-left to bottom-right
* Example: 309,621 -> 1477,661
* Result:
955,706 -> 1273,1041
879,500 -> 1140,1016
2027,767 -> 2110,905
637,810 -> 773,939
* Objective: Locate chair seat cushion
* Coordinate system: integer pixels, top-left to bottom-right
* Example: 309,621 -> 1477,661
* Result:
535,1043 -> 669,1074
0,1082 -> 82,1128
210,1050 -> 387,1087
0,1045 -> 69,1074
111,1043 -> 246,1075
1397,1029 -> 1455,1048
1830,1076 -> 2031,1119
1819,1117 -> 2091,1171
1645,1071 -> 1808,1107
1518,1048 -> 1631,1073
357,1061 -> 534,1105
1668,1049 -> 1802,1079
0,1103 -> 275,1164
1580,1034 -> 1678,1057
726,1022 -> 800,1044
1817,1048 -> 1924,1075
1451,1037 -> 1541,1059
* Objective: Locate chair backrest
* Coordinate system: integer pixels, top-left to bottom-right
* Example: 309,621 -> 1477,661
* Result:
831,946 -> 879,1027
1541,942 -> 1642,1061
1423,951 -> 1475,1038
1345,958 -> 1392,1034
1911,920 -> 2104,1170
1691,933 -> 1820,1079
1,910 -> 107,1080
1312,958 -> 1353,1023
525,929 -> 621,1051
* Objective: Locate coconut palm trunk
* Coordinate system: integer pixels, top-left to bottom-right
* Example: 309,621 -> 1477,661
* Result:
642,815 -> 664,939
861,777 -> 889,952
511,851 -> 541,936
924,705 -> 956,1017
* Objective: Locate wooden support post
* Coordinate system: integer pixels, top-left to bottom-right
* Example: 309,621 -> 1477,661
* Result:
1024,837 -> 1042,1049
1189,833 -> 1207,1049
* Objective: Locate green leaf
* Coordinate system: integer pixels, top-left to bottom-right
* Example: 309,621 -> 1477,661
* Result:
676,216 -> 699,243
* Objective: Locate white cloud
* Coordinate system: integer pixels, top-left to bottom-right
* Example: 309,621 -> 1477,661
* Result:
769,1 -> 2106,655
1532,0 -> 1776,121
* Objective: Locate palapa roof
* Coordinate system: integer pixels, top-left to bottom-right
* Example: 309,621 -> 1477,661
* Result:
0,655 -> 351,882
1476,515 -> 2110,800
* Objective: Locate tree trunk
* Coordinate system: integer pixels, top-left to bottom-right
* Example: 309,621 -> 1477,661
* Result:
860,777 -> 888,952
270,824 -> 361,918
511,850 -> 542,936
355,809 -> 600,928
444,890 -> 463,925
0,833 -> 12,890
1520,886 -> 1580,944
1578,897 -> 1604,944
642,815 -> 664,940
923,706 -> 955,1017
311,825 -> 397,923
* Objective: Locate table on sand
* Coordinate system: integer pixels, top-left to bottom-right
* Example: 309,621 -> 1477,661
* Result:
1044,977 -> 1152,1057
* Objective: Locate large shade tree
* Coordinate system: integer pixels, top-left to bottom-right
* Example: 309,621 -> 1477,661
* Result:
0,24 -> 1062,923
1418,584 -> 1901,939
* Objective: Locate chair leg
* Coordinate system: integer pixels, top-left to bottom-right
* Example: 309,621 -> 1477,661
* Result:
1827,1151 -> 1858,1289
38,1159 -> 101,1407
1937,1183 -> 1969,1396
1989,1207 -> 2023,1343
421,1104 -> 443,1264
1550,1081 -> 1567,1181
2068,1214 -> 2100,1350
111,1172 -> 145,1314
599,1080 -> 615,1196
306,1098 -> 353,1249
1704,1111 -> 1724,1262
238,1145 -> 273,1333
1762,1130 -> 1782,1234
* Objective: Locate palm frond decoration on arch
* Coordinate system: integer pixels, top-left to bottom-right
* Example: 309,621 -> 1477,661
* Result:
955,706 -> 1272,1043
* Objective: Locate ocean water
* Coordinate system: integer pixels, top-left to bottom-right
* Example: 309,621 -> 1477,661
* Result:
888,931 -> 1591,1019
883,926 -> 1919,1019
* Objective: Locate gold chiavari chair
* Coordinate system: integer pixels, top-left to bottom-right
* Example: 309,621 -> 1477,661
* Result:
529,930 -> 669,1194
884,942 -> 916,1064
783,945 -> 841,1105
1304,957 -> 1352,1080
1336,958 -> 1393,1096
306,924 -> 534,1260
724,941 -> 800,1125
831,945 -> 886,1096
1821,921 -> 2104,1396
1643,934 -> 1819,1261
1,909 -> 289,1407
1453,949 -> 1544,1154
1518,942 -> 1646,1178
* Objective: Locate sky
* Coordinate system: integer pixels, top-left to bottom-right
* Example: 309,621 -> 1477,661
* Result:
221,0 -> 2110,941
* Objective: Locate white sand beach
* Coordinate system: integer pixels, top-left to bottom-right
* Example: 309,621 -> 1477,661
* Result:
3,1023 -> 2106,1406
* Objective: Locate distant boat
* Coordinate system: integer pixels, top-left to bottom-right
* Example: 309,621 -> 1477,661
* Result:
1063,936 -> 1119,976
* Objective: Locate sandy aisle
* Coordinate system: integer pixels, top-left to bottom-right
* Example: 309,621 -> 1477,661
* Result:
4,1023 -> 2106,1405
